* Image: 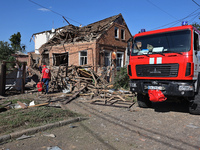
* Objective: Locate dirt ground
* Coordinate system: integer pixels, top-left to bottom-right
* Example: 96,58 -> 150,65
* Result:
0,93 -> 200,150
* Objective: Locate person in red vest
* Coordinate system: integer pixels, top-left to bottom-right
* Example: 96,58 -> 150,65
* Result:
40,65 -> 51,94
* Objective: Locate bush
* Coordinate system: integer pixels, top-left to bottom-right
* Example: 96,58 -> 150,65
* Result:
113,67 -> 130,90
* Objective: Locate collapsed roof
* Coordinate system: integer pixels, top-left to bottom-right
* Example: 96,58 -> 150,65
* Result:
39,13 -> 127,51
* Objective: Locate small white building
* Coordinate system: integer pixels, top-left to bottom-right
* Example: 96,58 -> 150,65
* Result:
31,27 -> 66,54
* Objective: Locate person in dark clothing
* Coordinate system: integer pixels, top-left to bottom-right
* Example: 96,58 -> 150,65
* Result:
38,65 -> 42,73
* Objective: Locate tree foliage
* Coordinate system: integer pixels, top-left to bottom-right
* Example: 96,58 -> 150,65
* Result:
0,41 -> 15,61
9,32 -> 26,52
0,32 -> 26,63
113,67 -> 130,90
191,22 -> 200,31
191,17 -> 200,31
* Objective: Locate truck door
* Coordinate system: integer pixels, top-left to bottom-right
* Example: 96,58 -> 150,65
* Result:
193,31 -> 200,91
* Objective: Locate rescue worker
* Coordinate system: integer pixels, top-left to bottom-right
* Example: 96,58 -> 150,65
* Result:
40,65 -> 51,94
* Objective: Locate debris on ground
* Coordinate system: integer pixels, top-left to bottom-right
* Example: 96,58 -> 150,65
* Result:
47,146 -> 62,150
16,134 -> 34,140
42,133 -> 56,138
1,65 -> 135,113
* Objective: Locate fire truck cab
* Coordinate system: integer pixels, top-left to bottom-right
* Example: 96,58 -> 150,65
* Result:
127,23 -> 200,114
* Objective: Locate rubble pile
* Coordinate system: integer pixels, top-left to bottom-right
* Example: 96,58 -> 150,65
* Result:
27,65 -> 135,108
50,65 -> 109,94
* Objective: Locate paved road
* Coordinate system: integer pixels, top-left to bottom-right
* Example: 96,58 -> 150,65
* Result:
1,99 -> 200,150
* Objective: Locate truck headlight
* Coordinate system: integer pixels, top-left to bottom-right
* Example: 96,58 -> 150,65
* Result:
179,85 -> 193,91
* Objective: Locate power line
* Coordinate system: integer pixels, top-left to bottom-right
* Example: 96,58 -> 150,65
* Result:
151,8 -> 200,30
146,0 -> 178,20
192,0 -> 200,7
29,0 -> 83,25
188,12 -> 200,23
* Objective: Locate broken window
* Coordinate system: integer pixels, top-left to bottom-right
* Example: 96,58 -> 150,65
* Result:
117,52 -> 124,68
80,51 -> 87,65
121,29 -> 125,40
104,51 -> 111,67
42,54 -> 49,66
115,27 -> 119,39
53,53 -> 68,66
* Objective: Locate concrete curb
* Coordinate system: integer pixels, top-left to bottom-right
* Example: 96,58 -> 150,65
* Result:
0,117 -> 88,143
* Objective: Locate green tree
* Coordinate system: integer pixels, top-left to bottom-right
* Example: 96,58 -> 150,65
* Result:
192,22 -> 200,31
113,67 -> 130,90
0,41 -> 15,61
191,17 -> 200,30
9,32 -> 26,52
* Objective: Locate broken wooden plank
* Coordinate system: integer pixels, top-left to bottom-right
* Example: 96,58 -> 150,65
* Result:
107,96 -> 115,102
116,95 -> 126,102
17,101 -> 28,109
0,102 -> 11,109
90,70 -> 97,87
28,103 -> 49,108
79,69 -> 92,78
64,85 -> 87,104
75,77 -> 93,81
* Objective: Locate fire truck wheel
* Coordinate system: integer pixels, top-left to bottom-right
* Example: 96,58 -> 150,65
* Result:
189,91 -> 200,115
137,93 -> 152,108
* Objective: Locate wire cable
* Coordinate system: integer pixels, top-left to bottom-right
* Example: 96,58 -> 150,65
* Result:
29,0 -> 83,25
192,0 -> 200,7
151,8 -> 200,30
146,0 -> 178,20
188,12 -> 200,23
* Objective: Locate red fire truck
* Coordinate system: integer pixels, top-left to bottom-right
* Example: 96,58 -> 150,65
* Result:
127,23 -> 200,114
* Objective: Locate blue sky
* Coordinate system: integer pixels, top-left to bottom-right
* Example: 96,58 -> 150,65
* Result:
0,0 -> 200,53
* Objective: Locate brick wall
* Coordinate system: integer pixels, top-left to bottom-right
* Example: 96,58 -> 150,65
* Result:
96,22 -> 132,67
97,23 -> 131,48
48,41 -> 97,67
39,21 -> 132,70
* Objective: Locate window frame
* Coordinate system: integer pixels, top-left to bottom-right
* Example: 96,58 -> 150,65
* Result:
116,51 -> 124,68
79,50 -> 88,65
115,27 -> 119,39
121,29 -> 125,40
104,50 -> 111,67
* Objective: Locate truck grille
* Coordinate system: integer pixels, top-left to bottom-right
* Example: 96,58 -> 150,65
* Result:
136,64 -> 179,77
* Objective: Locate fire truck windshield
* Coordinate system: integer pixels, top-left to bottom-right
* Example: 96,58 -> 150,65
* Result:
131,30 -> 191,56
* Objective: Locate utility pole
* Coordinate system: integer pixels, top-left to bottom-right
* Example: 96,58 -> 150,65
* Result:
62,16 -> 71,25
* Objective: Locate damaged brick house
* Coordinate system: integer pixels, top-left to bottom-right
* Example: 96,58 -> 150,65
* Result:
29,13 -> 132,72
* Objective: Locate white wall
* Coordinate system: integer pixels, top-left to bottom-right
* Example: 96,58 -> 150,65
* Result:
34,28 -> 62,54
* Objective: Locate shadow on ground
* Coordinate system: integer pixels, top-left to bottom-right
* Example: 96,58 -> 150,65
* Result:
152,100 -> 189,113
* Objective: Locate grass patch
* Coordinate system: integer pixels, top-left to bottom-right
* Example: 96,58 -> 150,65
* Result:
0,106 -> 81,135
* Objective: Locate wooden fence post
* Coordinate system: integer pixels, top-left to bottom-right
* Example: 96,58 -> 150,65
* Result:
0,62 -> 6,96
21,62 -> 26,94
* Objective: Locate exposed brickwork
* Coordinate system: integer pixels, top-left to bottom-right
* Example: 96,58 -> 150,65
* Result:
48,41 -> 96,67
32,14 -> 132,71
46,22 -> 131,68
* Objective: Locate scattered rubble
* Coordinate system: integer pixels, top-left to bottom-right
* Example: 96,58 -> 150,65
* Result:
0,64 -> 135,112
16,134 -> 34,140
47,146 -> 62,150
42,133 -> 56,138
